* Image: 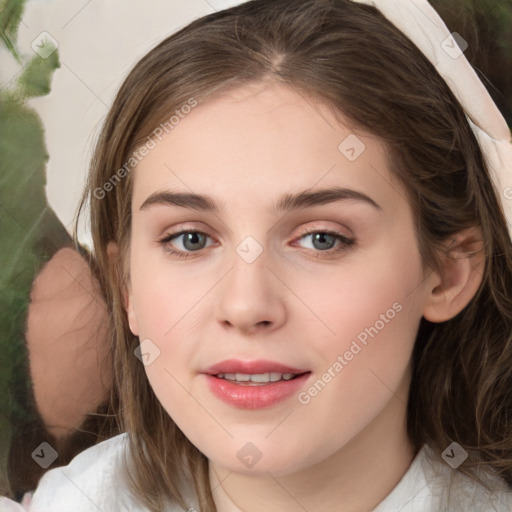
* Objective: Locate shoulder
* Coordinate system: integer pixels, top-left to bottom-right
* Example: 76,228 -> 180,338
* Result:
28,433 -> 144,512
374,444 -> 512,512
27,433 -> 199,512
421,444 -> 512,512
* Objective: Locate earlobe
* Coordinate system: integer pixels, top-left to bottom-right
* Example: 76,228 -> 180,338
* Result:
107,241 -> 139,336
126,295 -> 140,336
422,227 -> 485,323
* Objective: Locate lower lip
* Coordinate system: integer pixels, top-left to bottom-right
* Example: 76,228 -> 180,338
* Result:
204,373 -> 310,409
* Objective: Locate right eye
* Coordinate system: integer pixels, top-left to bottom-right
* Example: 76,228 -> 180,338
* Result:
158,230 -> 215,259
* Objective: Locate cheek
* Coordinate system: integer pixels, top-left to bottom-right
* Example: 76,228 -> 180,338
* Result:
128,257 -> 206,388
300,241 -> 424,352
129,251 -> 193,338
296,241 -> 425,415
301,246 -> 423,397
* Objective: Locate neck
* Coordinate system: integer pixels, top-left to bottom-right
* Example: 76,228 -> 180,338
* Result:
209,370 -> 417,512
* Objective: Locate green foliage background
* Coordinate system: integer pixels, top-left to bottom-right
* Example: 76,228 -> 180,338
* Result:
0,0 -> 70,496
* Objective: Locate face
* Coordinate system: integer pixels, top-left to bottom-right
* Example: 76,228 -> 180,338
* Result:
125,82 -> 433,476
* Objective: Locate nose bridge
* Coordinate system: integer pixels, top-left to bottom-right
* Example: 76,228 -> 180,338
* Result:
230,237 -> 268,292
215,235 -> 286,333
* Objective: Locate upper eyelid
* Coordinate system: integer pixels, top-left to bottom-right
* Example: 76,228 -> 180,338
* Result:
162,224 -> 350,237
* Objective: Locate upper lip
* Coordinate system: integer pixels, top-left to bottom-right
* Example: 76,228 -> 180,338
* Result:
203,359 -> 309,375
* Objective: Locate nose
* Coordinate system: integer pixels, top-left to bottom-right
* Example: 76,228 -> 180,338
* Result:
215,249 -> 287,335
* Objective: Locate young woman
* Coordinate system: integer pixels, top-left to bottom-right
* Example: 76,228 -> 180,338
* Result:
4,0 -> 512,510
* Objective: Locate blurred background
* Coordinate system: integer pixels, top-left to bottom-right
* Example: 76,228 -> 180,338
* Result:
0,0 -> 511,501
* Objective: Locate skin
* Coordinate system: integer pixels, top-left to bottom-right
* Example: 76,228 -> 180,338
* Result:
117,82 -> 484,512
26,247 -> 112,437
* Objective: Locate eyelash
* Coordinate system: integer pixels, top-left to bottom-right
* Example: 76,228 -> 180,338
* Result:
157,227 -> 355,260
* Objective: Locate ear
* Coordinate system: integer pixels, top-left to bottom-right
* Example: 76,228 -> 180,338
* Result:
107,241 -> 139,336
422,226 -> 485,323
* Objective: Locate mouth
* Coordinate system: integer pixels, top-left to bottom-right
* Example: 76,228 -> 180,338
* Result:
203,359 -> 311,409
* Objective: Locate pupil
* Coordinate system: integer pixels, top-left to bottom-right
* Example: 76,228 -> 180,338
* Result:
313,233 -> 335,250
184,232 -> 205,251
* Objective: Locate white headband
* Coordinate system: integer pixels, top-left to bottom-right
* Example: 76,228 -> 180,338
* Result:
352,0 -> 512,242
215,0 -> 512,241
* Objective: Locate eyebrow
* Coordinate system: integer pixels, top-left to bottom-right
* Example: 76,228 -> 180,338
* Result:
139,186 -> 381,213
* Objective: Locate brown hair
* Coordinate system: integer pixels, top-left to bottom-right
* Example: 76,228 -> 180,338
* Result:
75,0 -> 512,510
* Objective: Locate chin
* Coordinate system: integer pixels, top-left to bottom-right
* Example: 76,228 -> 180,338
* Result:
203,437 -> 321,477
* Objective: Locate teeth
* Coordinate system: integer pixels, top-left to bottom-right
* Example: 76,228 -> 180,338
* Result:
250,373 -> 271,383
216,372 -> 297,383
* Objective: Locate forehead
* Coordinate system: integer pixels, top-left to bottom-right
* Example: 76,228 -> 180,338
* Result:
131,82 -> 399,213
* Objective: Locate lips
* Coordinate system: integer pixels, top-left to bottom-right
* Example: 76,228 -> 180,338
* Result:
204,359 -> 308,376
202,359 -> 311,409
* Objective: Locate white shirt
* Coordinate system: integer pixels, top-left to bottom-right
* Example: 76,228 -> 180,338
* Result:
2,433 -> 512,511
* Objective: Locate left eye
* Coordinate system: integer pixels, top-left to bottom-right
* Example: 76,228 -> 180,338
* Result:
160,231 -> 213,253
299,231 -> 353,252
